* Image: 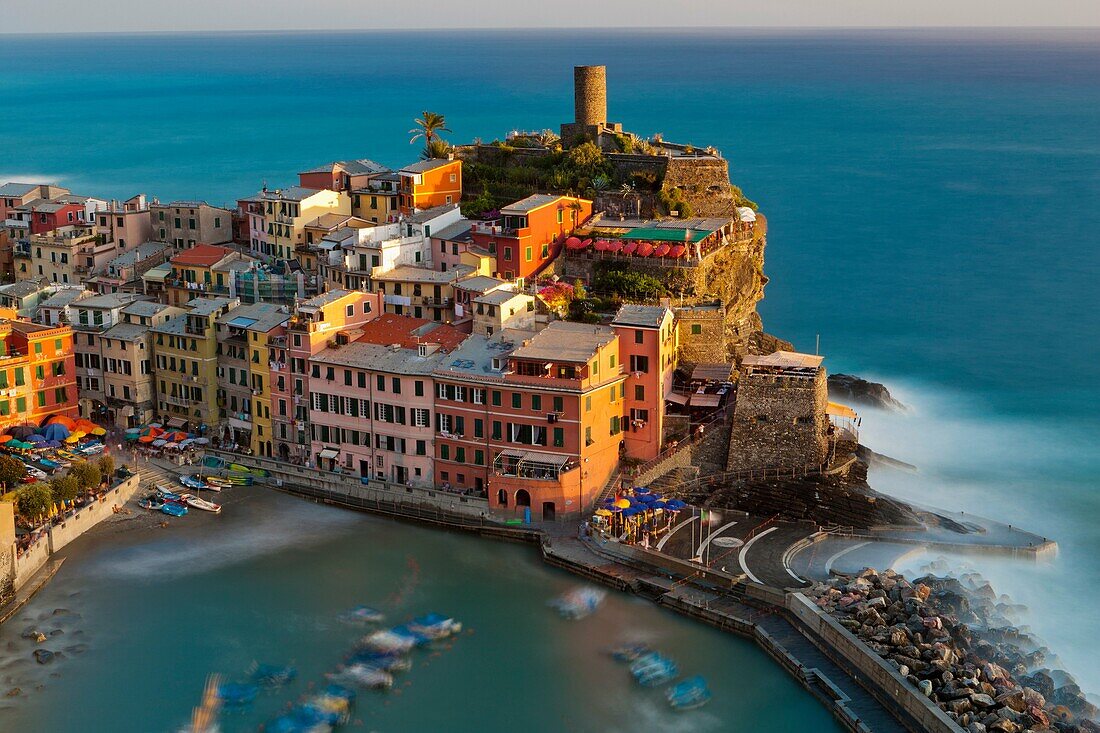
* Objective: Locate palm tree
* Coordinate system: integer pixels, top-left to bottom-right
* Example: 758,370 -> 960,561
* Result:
409,112 -> 451,146
421,139 -> 453,161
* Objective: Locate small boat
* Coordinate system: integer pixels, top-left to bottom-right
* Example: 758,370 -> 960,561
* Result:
408,613 -> 462,640
610,643 -> 652,662
155,485 -> 183,501
217,682 -> 259,706
667,676 -> 712,710
138,496 -> 165,511
266,702 -> 342,733
347,650 -> 412,673
225,473 -> 253,486
358,628 -> 421,654
631,652 -> 679,687
205,476 -> 233,489
338,605 -> 385,625
327,663 -> 394,690
179,474 -> 213,491
549,587 -> 607,620
249,662 -> 297,686
181,493 -> 222,514
161,503 -> 188,517
307,684 -> 355,724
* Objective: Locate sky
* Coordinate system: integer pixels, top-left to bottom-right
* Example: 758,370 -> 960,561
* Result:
5,0 -> 1100,34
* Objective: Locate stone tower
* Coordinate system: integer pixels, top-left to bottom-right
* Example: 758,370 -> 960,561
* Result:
573,65 -> 607,128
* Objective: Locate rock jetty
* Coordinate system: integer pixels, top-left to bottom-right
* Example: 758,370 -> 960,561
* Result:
805,568 -> 1099,733
828,373 -> 906,411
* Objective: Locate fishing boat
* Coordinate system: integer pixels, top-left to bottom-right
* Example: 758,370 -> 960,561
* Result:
181,493 -> 222,514
630,652 -> 679,687
155,485 -> 183,501
216,682 -> 258,707
358,628 -> 422,654
549,587 -> 607,620
249,662 -> 297,686
347,650 -> 412,673
178,473 -> 210,490
161,502 -> 188,517
408,613 -> 462,639
338,605 -> 385,624
224,473 -> 253,486
266,702 -> 342,733
610,643 -> 651,662
205,476 -> 233,489
138,495 -> 165,511
327,663 -> 394,690
667,676 -> 712,710
308,685 -> 354,724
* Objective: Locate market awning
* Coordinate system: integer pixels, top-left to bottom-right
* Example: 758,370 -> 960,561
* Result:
665,391 -> 689,406
166,417 -> 188,429
227,417 -> 252,430
318,448 -> 339,460
827,401 -> 858,420
691,363 -> 734,383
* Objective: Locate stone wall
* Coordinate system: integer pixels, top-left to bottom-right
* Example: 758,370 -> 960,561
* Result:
727,369 -> 829,472
0,502 -> 13,601
13,538 -> 49,591
47,475 -> 142,554
662,157 -> 739,218
675,302 -> 729,364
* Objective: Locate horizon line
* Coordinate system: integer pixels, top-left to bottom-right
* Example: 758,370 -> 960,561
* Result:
3,25 -> 1100,38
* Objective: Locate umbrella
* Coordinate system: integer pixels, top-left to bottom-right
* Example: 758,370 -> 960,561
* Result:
594,239 -> 610,252
654,243 -> 671,257
607,505 -> 623,513
601,496 -> 616,505
594,509 -> 612,517
44,440 -> 61,448
148,423 -> 163,429
169,431 -> 188,442
64,435 -> 80,444
669,244 -> 687,258
613,498 -> 631,509
125,427 -> 140,434
636,242 -> 655,257
622,241 -> 638,255
138,435 -> 155,444
0,435 -> 12,444
165,442 -> 180,449
633,486 -> 651,494
46,415 -> 76,429
194,438 -> 210,445
8,425 -> 37,439
152,439 -> 167,447
27,435 -> 46,444
607,241 -> 624,253
637,494 -> 657,504
91,427 -> 107,436
179,439 -> 194,448
565,236 -> 583,250
651,500 -> 669,510
666,499 -> 688,511
649,492 -> 664,501
43,423 -> 69,441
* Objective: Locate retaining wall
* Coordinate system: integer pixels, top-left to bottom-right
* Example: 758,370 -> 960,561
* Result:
13,539 -> 49,590
787,593 -> 962,733
48,475 -> 142,553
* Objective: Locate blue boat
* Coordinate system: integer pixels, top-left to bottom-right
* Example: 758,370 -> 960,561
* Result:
347,650 -> 412,672
160,503 -> 187,517
667,676 -> 712,710
630,652 -> 679,687
217,681 -> 259,706
408,613 -> 462,639
250,662 -> 297,686
338,605 -> 385,624
179,475 -> 207,490
154,485 -> 182,501
610,643 -> 651,662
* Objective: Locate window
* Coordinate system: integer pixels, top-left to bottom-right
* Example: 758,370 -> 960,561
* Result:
391,377 -> 401,394
610,416 -> 621,435
491,390 -> 501,407
635,385 -> 645,401
524,246 -> 532,262
553,427 -> 564,447
376,375 -> 385,391
472,388 -> 484,404
414,380 -> 424,397
503,246 -> 511,261
531,394 -> 541,411
553,396 -> 563,414
473,419 -> 483,438
511,393 -> 521,409
629,355 -> 649,373
691,324 -> 702,335
630,408 -> 649,423
585,396 -> 592,412
438,413 -> 452,434
585,426 -> 593,446
412,408 -> 430,427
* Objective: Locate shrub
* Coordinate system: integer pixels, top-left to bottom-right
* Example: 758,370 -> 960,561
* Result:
0,455 -> 25,488
69,461 -> 102,493
96,455 -> 116,480
49,475 -> 79,505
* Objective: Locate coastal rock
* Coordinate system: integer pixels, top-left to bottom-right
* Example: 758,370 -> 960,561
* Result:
828,374 -> 906,411
32,649 -> 54,665
4,688 -> 20,697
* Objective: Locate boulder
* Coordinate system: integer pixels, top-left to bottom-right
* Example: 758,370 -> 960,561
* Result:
970,693 -> 997,709
996,690 -> 1026,713
918,680 -> 934,697
828,374 -> 906,410
32,649 -> 54,665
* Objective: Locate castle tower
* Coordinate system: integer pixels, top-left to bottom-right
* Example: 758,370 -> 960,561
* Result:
573,65 -> 607,128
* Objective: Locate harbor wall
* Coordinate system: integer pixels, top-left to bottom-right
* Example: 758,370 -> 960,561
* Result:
787,593 -> 962,733
47,475 -> 142,554
13,537 -> 49,590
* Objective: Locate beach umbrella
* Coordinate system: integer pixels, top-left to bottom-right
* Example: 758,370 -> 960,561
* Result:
91,427 -> 106,436
148,423 -> 163,429
614,498 -> 631,509
594,508 -> 612,517
651,500 -> 669,510
27,435 -> 46,444
600,496 -> 616,505
648,492 -> 664,502
9,425 -> 36,439
633,486 -> 651,494
64,435 -> 80,444
152,439 -> 167,447
666,499 -> 687,511
138,435 -> 154,444
0,435 -> 12,444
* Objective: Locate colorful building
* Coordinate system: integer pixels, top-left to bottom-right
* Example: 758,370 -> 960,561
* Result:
246,186 -> 350,261
298,159 -> 388,193
610,304 -> 677,461
0,315 -> 78,430
16,225 -> 116,285
94,194 -> 154,250
397,159 -> 462,214
165,244 -> 250,307
70,292 -> 150,423
372,265 -> 471,323
275,289 -> 383,464
433,320 -> 628,520
149,201 -> 233,249
469,194 -> 592,283
98,300 -> 182,428
351,173 -> 402,223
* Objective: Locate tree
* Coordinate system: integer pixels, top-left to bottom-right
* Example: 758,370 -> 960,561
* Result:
409,111 -> 450,146
0,455 -> 25,488
96,455 -> 116,480
69,461 -> 102,493
421,138 -> 453,161
49,475 -> 79,506
16,483 -> 52,523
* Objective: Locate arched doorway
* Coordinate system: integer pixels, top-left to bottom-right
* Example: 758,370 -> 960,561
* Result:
515,489 -> 531,508
278,443 -> 290,461
542,502 -> 556,521
497,489 -> 508,507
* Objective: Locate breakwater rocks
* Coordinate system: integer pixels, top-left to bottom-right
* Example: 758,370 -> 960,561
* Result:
828,374 -> 906,411
805,568 -> 1098,732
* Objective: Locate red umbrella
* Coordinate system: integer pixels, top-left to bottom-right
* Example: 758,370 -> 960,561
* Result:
594,239 -> 610,252
654,244 -> 671,257
607,241 -> 624,253
565,236 -> 584,250
669,244 -> 687,258
622,242 -> 638,255
636,242 -> 655,257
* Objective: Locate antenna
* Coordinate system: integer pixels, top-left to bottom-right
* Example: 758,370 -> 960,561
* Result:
815,333 -> 820,356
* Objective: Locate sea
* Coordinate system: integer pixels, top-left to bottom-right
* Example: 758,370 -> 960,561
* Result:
0,28 -> 1098,730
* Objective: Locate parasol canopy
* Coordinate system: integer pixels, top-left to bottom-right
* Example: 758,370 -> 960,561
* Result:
27,435 -> 46,444
565,236 -> 584,250
152,439 -> 167,447
614,498 -> 631,509
607,240 -> 624,253
594,508 -> 612,517
622,241 -> 638,255
654,243 -> 671,257
669,244 -> 687,258
8,425 -> 37,439
635,242 -> 655,257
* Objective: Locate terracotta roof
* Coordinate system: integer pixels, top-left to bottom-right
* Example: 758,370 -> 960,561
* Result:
171,243 -> 235,268
355,314 -> 467,351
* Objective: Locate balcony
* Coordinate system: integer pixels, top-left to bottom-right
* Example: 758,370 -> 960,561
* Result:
492,449 -> 574,481
164,394 -> 191,408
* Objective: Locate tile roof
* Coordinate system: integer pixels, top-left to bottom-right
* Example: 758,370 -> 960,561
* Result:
611,304 -> 672,329
373,265 -> 468,284
407,203 -> 459,223
453,275 -> 507,294
0,182 -> 40,197
312,341 -> 454,376
431,220 -> 473,242
185,297 -> 237,317
171,243 -> 236,267
100,322 -> 150,342
0,280 -> 52,298
301,159 -> 388,176
355,313 -> 467,351
121,300 -> 170,318
473,289 -> 527,306
501,194 -> 568,214
216,302 -> 290,332
105,241 -> 172,269
73,293 -> 146,310
400,158 -> 457,174
298,289 -> 352,309
512,321 -> 615,363
39,288 -> 93,309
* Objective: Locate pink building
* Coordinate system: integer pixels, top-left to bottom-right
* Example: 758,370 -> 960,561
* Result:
610,304 -> 678,461
95,194 -> 154,250
308,314 -> 465,485
275,289 -> 383,464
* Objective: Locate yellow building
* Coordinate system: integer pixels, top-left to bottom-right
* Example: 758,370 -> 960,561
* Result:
151,297 -> 239,431
255,186 -> 351,261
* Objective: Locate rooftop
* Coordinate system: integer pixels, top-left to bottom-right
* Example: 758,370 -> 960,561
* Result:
434,329 -> 532,380
299,289 -> 353,309
301,159 -> 388,176
72,292 -> 146,310
691,363 -> 735,383
185,297 -> 237,317
399,158 -> 457,175
742,350 -> 824,373
473,289 -> 525,306
355,313 -> 467,351
38,288 -> 93,309
431,220 -> 473,243
217,302 -> 290,333
254,186 -> 325,202
0,182 -> 41,197
100,322 -> 151,343
157,200 -> 223,209
611,304 -> 672,329
453,275 -> 508,295
171,243 -> 236,268
407,203 -> 460,223
373,265 -> 468,284
0,280 -> 52,299
512,321 -> 615,364
104,241 -> 173,269
305,213 -> 365,231
312,341 -> 453,376
121,300 -> 171,318
501,193 -> 571,214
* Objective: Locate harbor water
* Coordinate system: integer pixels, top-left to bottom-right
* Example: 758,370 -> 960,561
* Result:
0,27 -> 1098,723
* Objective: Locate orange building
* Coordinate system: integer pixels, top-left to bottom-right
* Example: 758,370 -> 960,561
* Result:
469,194 -> 592,283
433,321 -> 627,521
0,314 -> 77,430
610,304 -> 677,461
397,159 -> 462,214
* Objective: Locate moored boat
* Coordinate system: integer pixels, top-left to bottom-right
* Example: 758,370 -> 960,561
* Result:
630,652 -> 679,687
249,662 -> 297,686
155,485 -> 182,501
347,650 -> 412,673
216,682 -> 258,707
326,662 -> 394,690
179,474 -> 213,491
205,476 -> 232,489
610,643 -> 651,662
667,675 -> 712,710
181,493 -> 222,514
358,628 -> 421,654
138,496 -> 165,511
161,502 -> 188,517
338,605 -> 385,624
408,613 -> 462,639
549,586 -> 607,620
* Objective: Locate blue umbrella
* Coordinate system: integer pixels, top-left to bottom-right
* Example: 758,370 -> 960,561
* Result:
607,505 -> 623,513
601,496 -> 616,505
637,493 -> 657,503
622,507 -> 641,517
666,499 -> 688,511
649,492 -> 664,502
27,435 -> 46,444
633,486 -> 651,494
44,440 -> 61,448
651,500 -> 669,510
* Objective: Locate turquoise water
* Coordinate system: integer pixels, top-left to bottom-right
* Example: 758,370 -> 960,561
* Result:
0,27 -> 1098,721
0,491 -> 833,732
